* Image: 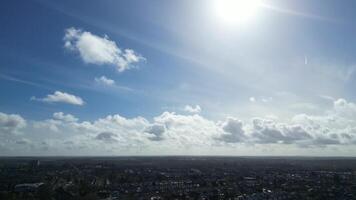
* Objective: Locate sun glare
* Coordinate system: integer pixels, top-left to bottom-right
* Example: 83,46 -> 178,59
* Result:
213,0 -> 261,25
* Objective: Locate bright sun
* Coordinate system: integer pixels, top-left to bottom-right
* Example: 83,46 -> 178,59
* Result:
213,0 -> 261,25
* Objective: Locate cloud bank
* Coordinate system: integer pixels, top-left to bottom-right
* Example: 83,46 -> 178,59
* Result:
1,98 -> 356,156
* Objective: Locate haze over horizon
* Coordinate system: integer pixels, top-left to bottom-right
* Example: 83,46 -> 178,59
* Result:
1,0 -> 356,156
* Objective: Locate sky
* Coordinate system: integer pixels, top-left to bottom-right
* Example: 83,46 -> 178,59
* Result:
1,0 -> 356,156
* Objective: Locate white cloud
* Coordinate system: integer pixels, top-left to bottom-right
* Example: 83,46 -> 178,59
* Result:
152,112 -> 220,147
64,27 -> 145,72
95,76 -> 115,86
95,132 -> 118,143
0,112 -> 26,134
249,97 -> 256,102
333,98 -> 356,119
2,98 -> 356,155
31,91 -> 85,106
32,119 -> 61,132
217,117 -> 246,143
184,105 -> 201,113
145,124 -> 166,141
53,112 -> 78,122
248,118 -> 312,145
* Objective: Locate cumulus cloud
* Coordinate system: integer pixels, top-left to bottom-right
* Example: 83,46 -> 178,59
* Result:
217,118 -> 246,143
95,76 -> 115,86
0,112 -> 26,134
249,118 -> 312,144
1,98 -> 356,155
64,27 -> 145,72
282,125 -> 313,144
250,118 -> 286,144
95,132 -> 118,143
184,105 -> 201,113
333,98 -> 356,119
53,112 -> 78,122
145,124 -> 166,141
153,112 -> 219,147
31,91 -> 84,106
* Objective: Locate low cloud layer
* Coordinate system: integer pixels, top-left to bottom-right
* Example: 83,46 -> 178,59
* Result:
64,27 -> 145,72
1,98 -> 356,156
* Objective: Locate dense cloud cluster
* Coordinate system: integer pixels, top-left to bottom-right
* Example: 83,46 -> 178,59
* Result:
218,117 -> 246,143
1,99 -> 356,155
249,118 -> 311,144
145,124 -> 166,141
95,132 -> 118,143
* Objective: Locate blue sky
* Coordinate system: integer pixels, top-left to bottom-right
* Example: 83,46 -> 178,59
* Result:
1,0 -> 356,156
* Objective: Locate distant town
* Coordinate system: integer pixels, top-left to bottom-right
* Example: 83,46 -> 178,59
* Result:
0,157 -> 355,200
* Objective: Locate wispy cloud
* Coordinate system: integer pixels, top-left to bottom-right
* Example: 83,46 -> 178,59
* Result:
0,73 -> 50,90
261,3 -> 342,23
